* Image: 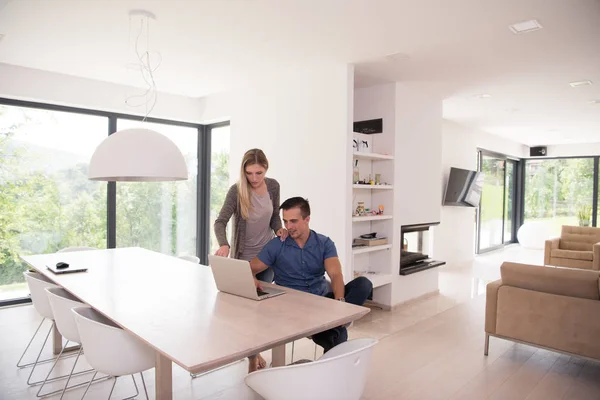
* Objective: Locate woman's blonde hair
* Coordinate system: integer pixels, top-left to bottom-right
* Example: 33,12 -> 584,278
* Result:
238,148 -> 269,220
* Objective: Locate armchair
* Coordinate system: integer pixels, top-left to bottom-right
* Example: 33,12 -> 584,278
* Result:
544,225 -> 600,270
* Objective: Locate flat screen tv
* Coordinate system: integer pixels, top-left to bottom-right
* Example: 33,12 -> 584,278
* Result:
443,167 -> 483,207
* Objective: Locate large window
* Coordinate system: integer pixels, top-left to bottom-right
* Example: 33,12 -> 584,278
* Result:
524,158 -> 595,237
0,105 -> 108,301
115,119 -> 198,257
0,98 -> 229,305
209,124 -> 231,254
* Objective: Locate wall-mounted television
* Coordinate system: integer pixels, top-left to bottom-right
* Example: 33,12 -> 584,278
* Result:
443,167 -> 483,207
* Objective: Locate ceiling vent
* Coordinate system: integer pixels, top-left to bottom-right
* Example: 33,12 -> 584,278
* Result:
509,19 -> 543,34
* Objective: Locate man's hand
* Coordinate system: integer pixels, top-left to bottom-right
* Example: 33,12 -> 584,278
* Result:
215,245 -> 230,257
254,277 -> 264,291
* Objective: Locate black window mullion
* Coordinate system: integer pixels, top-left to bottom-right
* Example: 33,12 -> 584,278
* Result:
593,157 -> 599,227
197,125 -> 211,264
107,116 -> 117,249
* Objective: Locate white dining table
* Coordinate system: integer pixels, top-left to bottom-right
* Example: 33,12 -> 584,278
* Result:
21,247 -> 370,399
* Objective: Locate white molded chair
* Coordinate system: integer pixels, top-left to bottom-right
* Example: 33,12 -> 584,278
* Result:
41,288 -> 104,399
72,306 -> 155,400
245,338 -> 377,400
178,254 -> 200,264
18,272 -> 60,384
57,246 -> 97,253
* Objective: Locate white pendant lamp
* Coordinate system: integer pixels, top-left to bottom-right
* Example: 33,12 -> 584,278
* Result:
88,128 -> 188,182
88,10 -> 188,182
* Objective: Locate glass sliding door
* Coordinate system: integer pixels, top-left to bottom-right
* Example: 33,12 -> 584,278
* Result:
504,160 -> 516,243
0,104 -> 108,301
478,153 -> 506,251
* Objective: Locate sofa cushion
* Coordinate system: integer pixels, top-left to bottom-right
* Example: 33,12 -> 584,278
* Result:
551,249 -> 593,261
501,262 -> 600,300
561,225 -> 600,251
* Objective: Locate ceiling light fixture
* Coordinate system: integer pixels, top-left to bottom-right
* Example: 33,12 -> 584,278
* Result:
473,94 -> 491,99
588,100 -> 600,104
509,19 -> 543,34
570,80 -> 593,87
88,10 -> 188,182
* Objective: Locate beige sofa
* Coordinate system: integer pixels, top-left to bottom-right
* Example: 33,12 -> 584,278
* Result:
544,225 -> 600,270
485,262 -> 600,360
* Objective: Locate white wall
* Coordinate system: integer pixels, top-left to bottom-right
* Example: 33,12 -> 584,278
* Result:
391,83 -> 444,306
0,63 -> 205,123
545,142 -> 600,158
434,120 -> 528,266
198,64 -> 355,276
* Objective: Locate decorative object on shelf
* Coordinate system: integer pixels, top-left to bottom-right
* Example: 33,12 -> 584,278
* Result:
88,10 -> 188,182
353,133 -> 372,153
353,160 -> 360,183
354,236 -> 388,246
353,118 -> 383,134
375,174 -> 381,185
378,205 -> 384,215
355,201 -> 365,216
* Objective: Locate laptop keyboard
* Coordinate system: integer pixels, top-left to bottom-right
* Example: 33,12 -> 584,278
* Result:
256,289 -> 269,297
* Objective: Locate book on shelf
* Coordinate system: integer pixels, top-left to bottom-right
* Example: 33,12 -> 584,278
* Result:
353,237 -> 388,246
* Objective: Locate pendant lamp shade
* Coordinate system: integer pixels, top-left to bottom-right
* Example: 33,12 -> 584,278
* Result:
88,128 -> 188,182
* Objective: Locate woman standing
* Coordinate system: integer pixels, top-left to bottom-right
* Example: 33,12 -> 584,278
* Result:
214,148 -> 287,372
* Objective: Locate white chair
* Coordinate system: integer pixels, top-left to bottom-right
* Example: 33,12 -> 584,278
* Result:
72,306 -> 155,400
40,287 -> 104,399
245,338 -> 377,400
57,246 -> 97,253
178,254 -> 200,263
18,272 -> 61,385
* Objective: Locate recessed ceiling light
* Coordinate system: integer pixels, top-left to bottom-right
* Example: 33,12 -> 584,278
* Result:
509,19 -> 543,34
589,100 -> 600,104
474,93 -> 491,99
570,80 -> 593,87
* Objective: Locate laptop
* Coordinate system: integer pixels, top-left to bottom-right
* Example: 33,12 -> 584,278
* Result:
208,255 -> 285,301
47,262 -> 88,275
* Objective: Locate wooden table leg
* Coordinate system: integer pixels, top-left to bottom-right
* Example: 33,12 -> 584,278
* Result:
155,352 -> 173,400
52,323 -> 62,355
272,344 -> 286,367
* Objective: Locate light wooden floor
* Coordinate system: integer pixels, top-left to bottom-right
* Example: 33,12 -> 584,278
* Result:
2,247 -> 600,399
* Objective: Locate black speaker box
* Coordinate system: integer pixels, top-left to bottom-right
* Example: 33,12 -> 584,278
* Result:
353,118 -> 383,134
530,146 -> 547,157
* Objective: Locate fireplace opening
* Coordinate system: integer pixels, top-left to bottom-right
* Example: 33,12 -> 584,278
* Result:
400,222 -> 445,275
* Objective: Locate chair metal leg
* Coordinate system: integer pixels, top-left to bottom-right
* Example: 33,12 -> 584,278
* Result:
36,339 -> 70,395
17,318 -> 47,368
107,376 -> 118,400
484,333 -> 490,356
58,346 -> 82,400
80,371 -> 98,400
120,375 -> 140,400
26,321 -> 54,385
140,372 -> 149,400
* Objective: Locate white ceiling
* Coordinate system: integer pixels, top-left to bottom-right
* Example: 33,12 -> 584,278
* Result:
0,0 -> 599,146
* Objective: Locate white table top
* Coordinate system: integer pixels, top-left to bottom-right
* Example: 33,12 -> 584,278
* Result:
22,247 -> 370,373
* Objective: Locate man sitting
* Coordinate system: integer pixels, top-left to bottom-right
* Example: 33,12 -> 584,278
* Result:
250,197 -> 373,353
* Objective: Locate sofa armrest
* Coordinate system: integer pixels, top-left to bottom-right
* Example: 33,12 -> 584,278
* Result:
544,238 -> 560,265
485,279 -> 502,334
593,242 -> 600,271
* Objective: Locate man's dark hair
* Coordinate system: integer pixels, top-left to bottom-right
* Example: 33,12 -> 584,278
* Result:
280,197 -> 311,218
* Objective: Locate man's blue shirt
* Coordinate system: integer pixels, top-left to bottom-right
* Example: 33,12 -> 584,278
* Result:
257,230 -> 337,296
